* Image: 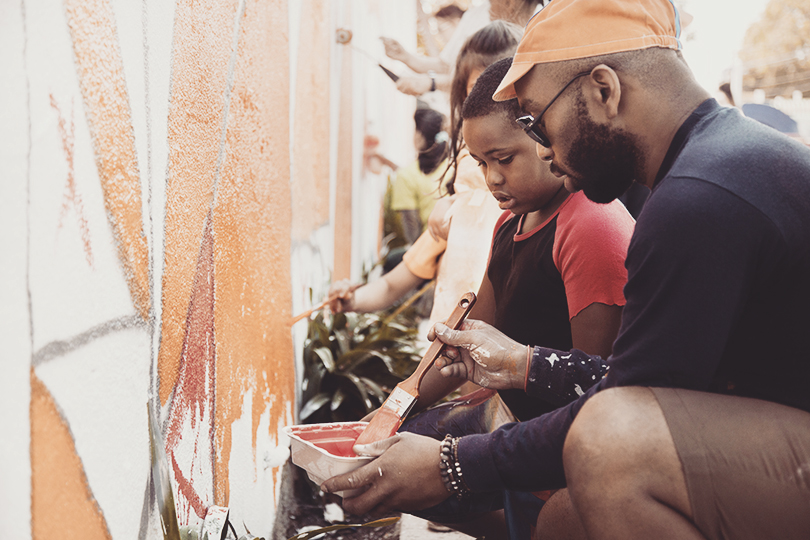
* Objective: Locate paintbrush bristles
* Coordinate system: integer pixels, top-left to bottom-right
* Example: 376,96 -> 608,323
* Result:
354,407 -> 402,447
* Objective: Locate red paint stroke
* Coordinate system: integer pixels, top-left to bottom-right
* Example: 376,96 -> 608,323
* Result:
50,93 -> 94,267
170,451 -> 208,519
165,214 -> 217,520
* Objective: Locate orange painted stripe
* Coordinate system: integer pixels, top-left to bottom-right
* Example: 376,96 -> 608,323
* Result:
291,0 -> 331,241
212,0 -> 295,505
158,0 -> 240,405
31,370 -> 111,540
64,0 -> 149,320
333,28 -> 353,281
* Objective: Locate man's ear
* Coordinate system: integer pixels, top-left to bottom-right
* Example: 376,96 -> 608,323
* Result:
583,64 -> 621,120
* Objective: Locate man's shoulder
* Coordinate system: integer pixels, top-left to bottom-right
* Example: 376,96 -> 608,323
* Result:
660,111 -> 810,245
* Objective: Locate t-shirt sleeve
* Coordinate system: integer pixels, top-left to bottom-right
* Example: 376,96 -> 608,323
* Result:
553,193 -> 635,318
389,163 -> 420,212
402,230 -> 447,280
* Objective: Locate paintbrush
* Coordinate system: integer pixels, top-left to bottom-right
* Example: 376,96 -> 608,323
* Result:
354,292 -> 476,446
289,283 -> 362,325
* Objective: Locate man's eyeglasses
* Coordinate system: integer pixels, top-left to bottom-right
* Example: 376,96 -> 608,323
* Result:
516,71 -> 591,148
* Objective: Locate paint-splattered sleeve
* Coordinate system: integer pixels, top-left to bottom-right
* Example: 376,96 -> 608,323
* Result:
524,347 -> 607,407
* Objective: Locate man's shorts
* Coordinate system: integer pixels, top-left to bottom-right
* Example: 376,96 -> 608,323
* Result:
650,387 -> 810,540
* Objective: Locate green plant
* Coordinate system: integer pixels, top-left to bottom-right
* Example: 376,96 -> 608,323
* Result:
298,285 -> 432,424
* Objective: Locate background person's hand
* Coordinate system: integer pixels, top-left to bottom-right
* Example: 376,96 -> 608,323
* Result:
429,319 -> 530,390
380,36 -> 409,63
321,432 -> 449,516
427,196 -> 454,241
396,75 -> 433,96
327,279 -> 357,313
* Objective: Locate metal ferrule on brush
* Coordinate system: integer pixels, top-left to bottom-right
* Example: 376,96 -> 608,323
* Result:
382,387 -> 416,417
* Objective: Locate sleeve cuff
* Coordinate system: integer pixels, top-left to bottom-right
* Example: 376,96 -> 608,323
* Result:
525,347 -> 607,408
456,432 -> 506,493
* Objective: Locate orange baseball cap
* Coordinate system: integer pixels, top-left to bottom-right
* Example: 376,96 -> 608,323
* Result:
494,0 -> 683,101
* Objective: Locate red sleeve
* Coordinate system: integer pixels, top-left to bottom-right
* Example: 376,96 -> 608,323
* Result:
552,192 -> 635,319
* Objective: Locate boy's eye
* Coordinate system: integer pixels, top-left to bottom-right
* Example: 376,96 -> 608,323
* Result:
476,160 -> 487,169
498,156 -> 514,165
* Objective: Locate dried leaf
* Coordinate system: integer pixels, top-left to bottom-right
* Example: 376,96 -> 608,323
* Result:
286,517 -> 400,540
313,347 -> 335,373
330,388 -> 346,412
299,393 -> 330,421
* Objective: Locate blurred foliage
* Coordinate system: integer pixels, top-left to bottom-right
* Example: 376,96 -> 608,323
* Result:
298,290 -> 430,423
740,0 -> 810,97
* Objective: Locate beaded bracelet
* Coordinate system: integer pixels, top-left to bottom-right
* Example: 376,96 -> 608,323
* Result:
439,434 -> 471,500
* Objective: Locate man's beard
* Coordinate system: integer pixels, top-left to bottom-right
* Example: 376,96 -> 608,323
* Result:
566,94 -> 644,204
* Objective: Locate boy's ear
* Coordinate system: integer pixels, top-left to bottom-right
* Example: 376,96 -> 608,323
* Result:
583,65 -> 621,121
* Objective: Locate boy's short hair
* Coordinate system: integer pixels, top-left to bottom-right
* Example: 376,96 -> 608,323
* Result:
461,57 -> 523,122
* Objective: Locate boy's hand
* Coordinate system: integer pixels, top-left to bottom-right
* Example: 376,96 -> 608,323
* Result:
360,407 -> 379,422
328,280 -> 357,313
429,320 -> 530,390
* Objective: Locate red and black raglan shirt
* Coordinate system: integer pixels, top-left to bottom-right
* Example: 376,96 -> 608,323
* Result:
487,191 -> 634,421
458,99 -> 810,492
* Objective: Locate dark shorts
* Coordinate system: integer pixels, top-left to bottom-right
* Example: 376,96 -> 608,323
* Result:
650,387 -> 810,540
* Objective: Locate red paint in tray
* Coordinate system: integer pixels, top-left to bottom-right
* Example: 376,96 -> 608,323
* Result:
289,423 -> 366,458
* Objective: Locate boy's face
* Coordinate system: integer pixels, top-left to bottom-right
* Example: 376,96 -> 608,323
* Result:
463,111 -> 565,215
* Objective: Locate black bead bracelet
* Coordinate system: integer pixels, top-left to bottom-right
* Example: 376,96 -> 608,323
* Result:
439,434 -> 471,500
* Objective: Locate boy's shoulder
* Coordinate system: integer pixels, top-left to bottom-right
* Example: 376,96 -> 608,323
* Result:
558,191 -> 635,232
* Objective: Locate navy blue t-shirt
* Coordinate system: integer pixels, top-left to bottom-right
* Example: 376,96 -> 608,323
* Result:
459,99 -> 810,492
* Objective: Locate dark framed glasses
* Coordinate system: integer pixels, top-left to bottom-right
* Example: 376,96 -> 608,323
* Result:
516,71 -> 591,148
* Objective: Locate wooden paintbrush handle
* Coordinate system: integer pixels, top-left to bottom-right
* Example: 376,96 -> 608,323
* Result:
289,283 -> 363,325
409,292 -> 476,392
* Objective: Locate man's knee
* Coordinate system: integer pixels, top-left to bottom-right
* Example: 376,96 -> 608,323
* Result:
564,387 -> 658,473
563,387 -> 690,516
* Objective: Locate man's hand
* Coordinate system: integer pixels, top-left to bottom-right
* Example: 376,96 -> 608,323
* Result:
429,319 -> 530,390
321,433 -> 450,516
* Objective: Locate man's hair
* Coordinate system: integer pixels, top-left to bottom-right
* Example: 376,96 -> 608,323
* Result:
462,57 -> 523,122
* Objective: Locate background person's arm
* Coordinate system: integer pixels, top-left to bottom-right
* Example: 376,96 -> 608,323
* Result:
328,262 -> 424,314
380,37 -> 449,74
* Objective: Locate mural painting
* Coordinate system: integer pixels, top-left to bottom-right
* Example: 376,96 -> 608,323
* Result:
1,0 -> 413,538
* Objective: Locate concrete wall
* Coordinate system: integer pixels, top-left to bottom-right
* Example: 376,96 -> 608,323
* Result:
0,0 -> 415,538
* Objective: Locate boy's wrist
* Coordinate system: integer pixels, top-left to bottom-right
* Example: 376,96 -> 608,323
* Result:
524,346 -> 532,391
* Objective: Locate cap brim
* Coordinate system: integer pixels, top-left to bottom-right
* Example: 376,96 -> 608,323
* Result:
493,61 -> 534,102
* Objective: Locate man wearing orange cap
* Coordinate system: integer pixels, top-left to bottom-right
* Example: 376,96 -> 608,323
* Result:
323,1 -> 810,538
